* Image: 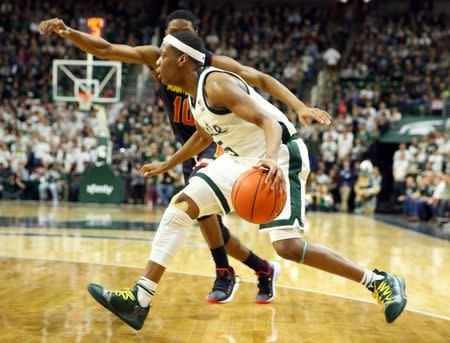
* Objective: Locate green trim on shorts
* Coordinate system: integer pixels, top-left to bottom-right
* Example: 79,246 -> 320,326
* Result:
194,173 -> 230,214
299,240 -> 308,264
260,139 -> 304,230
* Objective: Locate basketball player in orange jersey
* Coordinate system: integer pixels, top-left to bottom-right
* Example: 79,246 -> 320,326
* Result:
82,31 -> 404,330
39,10 -> 330,311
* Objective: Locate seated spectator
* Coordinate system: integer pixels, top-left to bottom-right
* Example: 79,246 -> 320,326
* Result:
305,172 -> 319,211
398,176 -> 417,204
39,163 -> 61,203
402,175 -> 435,221
129,163 -> 146,204
339,159 -> 356,212
316,166 -> 331,186
429,173 -> 448,222
1,168 -> 26,200
434,174 -> 449,224
327,167 -> 340,206
155,145 -> 181,206
317,185 -> 336,212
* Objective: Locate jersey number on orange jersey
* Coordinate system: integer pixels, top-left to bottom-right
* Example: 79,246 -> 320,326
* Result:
173,96 -> 195,126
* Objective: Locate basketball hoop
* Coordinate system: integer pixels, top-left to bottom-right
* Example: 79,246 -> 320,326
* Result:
77,91 -> 92,111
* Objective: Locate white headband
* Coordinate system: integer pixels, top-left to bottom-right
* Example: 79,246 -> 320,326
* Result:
163,34 -> 206,64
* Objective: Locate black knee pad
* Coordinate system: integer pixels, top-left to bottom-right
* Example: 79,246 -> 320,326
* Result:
197,215 -> 231,244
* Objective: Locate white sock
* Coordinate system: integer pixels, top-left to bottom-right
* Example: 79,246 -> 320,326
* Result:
361,269 -> 384,288
137,276 -> 157,307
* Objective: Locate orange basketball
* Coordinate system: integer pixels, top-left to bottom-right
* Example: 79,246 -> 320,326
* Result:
232,168 -> 287,224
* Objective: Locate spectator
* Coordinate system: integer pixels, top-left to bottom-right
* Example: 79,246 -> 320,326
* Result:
316,166 -> 331,186
1,169 -> 25,200
38,163 -> 60,203
155,145 -> 181,206
428,150 -> 444,173
320,135 -> 337,172
323,44 -> 341,81
433,174 -> 449,224
393,150 -> 409,197
306,129 -> 321,172
402,175 -> 435,221
317,185 -> 335,212
129,163 -> 146,204
337,126 -> 354,160
394,143 -> 411,162
339,159 -> 356,212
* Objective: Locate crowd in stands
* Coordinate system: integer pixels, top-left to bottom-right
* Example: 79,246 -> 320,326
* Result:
336,7 -> 450,115
109,96 -> 184,206
394,133 -> 449,223
0,1 -> 449,224
293,5 -> 449,215
0,96 -> 102,202
0,0 -> 158,101
0,95 -> 183,206
199,4 -> 351,108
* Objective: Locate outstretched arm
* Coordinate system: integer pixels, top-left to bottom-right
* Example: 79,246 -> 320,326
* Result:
39,18 -> 159,69
205,73 -> 285,192
212,55 -> 331,128
140,123 -> 213,177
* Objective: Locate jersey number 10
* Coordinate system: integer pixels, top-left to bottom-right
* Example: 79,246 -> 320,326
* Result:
173,96 -> 195,126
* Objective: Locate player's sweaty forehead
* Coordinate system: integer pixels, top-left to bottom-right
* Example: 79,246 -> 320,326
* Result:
165,19 -> 195,35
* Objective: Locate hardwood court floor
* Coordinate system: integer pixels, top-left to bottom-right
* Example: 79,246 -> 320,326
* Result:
0,201 -> 449,342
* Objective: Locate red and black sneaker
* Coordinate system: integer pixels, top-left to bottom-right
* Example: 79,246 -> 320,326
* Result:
255,261 -> 280,304
207,267 -> 240,304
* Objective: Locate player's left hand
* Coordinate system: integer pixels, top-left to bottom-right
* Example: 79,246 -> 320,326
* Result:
140,162 -> 168,177
254,159 -> 286,194
295,107 -> 332,128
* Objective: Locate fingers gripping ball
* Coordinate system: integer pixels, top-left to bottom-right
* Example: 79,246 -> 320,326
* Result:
232,168 -> 287,224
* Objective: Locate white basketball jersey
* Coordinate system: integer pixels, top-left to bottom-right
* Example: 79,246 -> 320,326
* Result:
188,67 -> 297,160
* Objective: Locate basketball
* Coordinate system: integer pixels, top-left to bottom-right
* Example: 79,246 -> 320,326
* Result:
232,168 -> 287,224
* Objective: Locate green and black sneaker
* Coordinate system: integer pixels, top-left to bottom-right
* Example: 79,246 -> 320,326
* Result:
87,283 -> 149,330
369,270 -> 407,323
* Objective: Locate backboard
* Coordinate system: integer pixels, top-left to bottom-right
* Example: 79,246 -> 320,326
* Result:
52,17 -> 122,110
52,56 -> 122,110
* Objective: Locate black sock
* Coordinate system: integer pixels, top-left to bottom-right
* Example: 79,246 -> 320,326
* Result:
210,246 -> 230,269
243,251 -> 268,273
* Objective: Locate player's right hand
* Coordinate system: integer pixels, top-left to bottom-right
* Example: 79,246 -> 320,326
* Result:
140,162 -> 168,177
254,159 -> 286,194
39,18 -> 71,37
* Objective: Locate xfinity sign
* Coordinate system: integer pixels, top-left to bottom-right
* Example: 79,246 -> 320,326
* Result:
86,184 -> 114,195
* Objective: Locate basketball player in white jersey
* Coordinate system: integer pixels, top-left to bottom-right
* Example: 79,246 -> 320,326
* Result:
86,31 -> 406,330
40,10 -> 331,306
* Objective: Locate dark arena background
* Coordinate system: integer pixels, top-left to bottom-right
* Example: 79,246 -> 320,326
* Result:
0,0 -> 449,342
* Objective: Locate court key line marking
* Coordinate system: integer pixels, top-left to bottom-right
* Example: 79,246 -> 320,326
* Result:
0,231 -> 208,247
0,253 -> 448,322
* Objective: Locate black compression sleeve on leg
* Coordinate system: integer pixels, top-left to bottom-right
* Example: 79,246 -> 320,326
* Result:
217,216 -> 231,244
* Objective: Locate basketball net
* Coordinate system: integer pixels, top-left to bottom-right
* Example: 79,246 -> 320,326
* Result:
77,91 -> 92,111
